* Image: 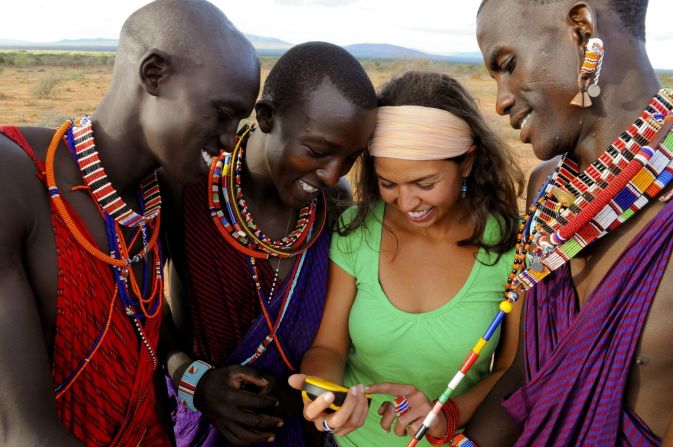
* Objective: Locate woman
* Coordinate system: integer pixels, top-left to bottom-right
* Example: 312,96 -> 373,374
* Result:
289,71 -> 525,446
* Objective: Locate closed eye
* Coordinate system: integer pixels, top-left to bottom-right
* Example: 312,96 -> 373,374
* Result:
417,183 -> 436,190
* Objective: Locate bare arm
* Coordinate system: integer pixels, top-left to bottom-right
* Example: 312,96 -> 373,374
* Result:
0,152 -> 84,446
299,260 -> 357,383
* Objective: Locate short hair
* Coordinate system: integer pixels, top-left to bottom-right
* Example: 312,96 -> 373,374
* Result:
478,0 -> 648,41
261,41 -> 377,114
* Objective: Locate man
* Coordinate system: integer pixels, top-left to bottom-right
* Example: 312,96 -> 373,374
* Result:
467,0 -> 673,445
0,1 -> 259,445
161,42 -> 377,446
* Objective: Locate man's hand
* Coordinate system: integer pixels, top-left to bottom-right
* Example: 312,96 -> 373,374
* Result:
193,365 -> 284,445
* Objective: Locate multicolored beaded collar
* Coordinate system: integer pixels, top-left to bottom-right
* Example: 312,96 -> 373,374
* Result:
208,125 -> 327,259
47,118 -> 163,398
409,89 -> 673,445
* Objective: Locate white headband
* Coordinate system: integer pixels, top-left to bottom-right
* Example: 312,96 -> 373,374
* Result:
368,105 -> 474,160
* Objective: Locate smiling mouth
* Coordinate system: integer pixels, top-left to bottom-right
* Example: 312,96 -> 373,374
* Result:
513,112 -> 531,130
299,179 -> 318,194
407,208 -> 431,219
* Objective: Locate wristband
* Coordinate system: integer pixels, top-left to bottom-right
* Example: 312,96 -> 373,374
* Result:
451,433 -> 478,447
425,399 -> 460,446
177,360 -> 213,411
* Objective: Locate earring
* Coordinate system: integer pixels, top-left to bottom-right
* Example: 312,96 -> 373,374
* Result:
571,37 -> 604,108
460,178 -> 468,198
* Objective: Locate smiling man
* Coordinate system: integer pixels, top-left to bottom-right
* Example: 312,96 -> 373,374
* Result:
465,0 -> 673,446
161,42 -> 377,446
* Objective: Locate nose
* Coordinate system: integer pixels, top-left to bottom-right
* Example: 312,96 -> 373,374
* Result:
218,120 -> 241,151
396,185 -> 420,212
316,158 -> 342,187
495,79 -> 514,116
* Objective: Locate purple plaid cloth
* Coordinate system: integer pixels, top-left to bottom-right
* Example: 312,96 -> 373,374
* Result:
502,201 -> 673,446
170,228 -> 330,447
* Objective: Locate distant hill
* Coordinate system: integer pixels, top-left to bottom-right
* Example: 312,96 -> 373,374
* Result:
0,35 -> 484,63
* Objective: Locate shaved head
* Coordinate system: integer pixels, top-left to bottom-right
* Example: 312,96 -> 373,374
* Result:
114,0 -> 254,75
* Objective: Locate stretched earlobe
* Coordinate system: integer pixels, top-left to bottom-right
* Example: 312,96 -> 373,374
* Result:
139,49 -> 172,96
255,100 -> 276,133
568,3 -> 597,47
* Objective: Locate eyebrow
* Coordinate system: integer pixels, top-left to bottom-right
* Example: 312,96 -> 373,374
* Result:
377,174 -> 439,183
488,46 -> 507,71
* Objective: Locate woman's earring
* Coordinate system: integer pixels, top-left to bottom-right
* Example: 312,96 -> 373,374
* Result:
571,37 -> 604,108
460,178 -> 468,198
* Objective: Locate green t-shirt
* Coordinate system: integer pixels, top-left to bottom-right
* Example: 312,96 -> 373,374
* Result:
329,201 -> 515,447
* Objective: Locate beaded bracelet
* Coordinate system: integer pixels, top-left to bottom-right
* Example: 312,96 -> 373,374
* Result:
451,433 -> 478,447
177,360 -> 213,411
425,399 -> 460,446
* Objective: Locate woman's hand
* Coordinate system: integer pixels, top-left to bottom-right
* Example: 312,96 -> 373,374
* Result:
367,382 -> 447,438
288,374 -> 370,436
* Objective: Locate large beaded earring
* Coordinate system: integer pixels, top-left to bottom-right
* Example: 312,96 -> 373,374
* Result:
570,37 -> 604,108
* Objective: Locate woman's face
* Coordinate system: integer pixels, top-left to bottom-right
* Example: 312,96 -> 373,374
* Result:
374,155 -> 473,228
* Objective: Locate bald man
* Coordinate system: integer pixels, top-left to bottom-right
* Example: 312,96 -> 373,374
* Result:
0,0 -> 259,445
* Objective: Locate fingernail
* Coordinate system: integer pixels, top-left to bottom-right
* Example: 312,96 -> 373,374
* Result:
277,421 -> 284,428
351,386 -> 359,396
324,392 -> 335,403
267,437 -> 274,443
359,384 -> 365,393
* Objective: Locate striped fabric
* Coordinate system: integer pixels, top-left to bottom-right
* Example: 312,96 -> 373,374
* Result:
172,174 -> 330,447
0,127 -> 169,446
502,200 -> 673,446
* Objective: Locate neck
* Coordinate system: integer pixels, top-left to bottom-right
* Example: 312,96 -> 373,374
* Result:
240,127 -> 285,206
573,40 -> 661,171
91,99 -> 160,197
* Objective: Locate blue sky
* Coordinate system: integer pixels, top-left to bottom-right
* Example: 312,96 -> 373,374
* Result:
2,0 -> 672,69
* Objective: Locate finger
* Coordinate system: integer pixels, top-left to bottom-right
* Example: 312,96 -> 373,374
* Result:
225,387 -> 279,411
366,382 -> 417,396
222,409 -> 284,432
303,391 -> 335,420
349,384 -> 369,428
220,423 -> 275,446
229,370 -> 269,389
288,373 -> 307,391
394,411 -> 421,437
326,386 -> 360,428
379,402 -> 397,433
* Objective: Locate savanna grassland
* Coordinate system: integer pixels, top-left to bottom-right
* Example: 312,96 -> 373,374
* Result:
2,50 -> 672,200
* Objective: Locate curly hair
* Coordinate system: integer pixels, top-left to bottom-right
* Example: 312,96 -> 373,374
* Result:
478,0 -> 648,41
339,71 -> 524,255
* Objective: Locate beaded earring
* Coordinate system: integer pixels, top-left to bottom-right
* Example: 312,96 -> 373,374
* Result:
460,178 -> 468,198
571,37 -> 604,108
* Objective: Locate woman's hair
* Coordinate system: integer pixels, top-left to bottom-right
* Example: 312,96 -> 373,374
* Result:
340,71 -> 524,255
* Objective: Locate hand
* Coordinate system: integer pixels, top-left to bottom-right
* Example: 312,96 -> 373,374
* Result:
288,374 -> 370,436
194,364 -> 284,445
258,372 -> 304,421
366,383 -> 447,438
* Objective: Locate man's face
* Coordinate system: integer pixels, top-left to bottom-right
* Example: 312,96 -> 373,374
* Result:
263,78 -> 377,209
143,47 -> 260,185
477,1 -> 593,161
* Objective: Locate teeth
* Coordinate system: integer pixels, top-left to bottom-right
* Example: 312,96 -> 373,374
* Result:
299,180 -> 318,193
520,113 -> 531,129
408,209 -> 430,218
201,150 -> 213,165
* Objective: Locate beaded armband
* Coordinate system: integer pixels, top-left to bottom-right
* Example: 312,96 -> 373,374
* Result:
451,433 -> 478,447
425,399 -> 460,446
178,360 -> 213,411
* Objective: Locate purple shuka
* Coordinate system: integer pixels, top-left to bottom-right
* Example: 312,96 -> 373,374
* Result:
502,200 -> 673,446
170,224 -> 330,447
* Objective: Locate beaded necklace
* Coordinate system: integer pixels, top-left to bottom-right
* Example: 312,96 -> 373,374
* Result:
208,125 -> 329,369
208,125 -> 327,259
47,119 -> 163,396
409,90 -> 673,446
